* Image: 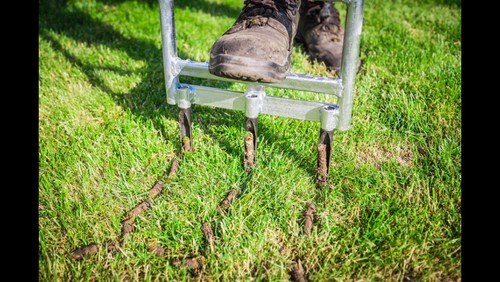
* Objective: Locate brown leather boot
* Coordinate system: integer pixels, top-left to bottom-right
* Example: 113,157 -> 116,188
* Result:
295,1 -> 344,73
208,0 -> 301,83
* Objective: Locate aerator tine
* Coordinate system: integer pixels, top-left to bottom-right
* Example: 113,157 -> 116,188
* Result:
243,85 -> 264,173
177,85 -> 193,152
159,0 -> 365,184
316,105 -> 338,185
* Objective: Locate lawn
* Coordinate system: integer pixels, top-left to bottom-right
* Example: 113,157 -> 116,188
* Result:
39,0 -> 461,281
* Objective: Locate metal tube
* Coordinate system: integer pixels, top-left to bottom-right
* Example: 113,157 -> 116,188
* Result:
178,60 -> 343,96
245,85 -> 264,119
159,0 -> 179,105
243,85 -> 263,172
186,84 -> 338,123
176,84 -> 191,109
337,0 -> 364,131
320,105 -> 339,132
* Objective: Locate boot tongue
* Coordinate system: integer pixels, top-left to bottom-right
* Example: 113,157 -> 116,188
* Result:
320,3 -> 331,20
305,3 -> 342,38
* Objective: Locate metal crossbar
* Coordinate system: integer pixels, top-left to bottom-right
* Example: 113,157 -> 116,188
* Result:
159,0 -> 364,184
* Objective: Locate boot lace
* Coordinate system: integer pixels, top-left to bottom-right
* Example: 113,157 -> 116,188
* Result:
241,0 -> 298,18
237,0 -> 298,41
303,1 -> 342,41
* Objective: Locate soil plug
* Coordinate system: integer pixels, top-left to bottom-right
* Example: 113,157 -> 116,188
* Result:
172,256 -> 205,271
121,218 -> 135,238
303,203 -> 316,236
202,223 -> 215,252
218,187 -> 240,213
147,242 -> 165,257
106,241 -> 120,256
71,243 -> 99,260
182,136 -> 191,152
244,132 -> 255,172
290,260 -> 306,282
167,158 -> 180,179
125,200 -> 152,221
148,181 -> 165,198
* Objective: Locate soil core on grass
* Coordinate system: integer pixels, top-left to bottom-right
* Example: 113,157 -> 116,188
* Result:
218,187 -> 240,213
202,223 -> 215,252
167,158 -> 179,179
70,243 -> 99,260
303,203 -> 316,236
172,256 -> 205,271
148,181 -> 165,198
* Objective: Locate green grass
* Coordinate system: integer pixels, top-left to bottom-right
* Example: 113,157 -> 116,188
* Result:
39,0 -> 461,281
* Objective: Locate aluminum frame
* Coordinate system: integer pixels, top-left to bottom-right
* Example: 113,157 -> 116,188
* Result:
159,0 -> 364,132
159,0 -> 364,182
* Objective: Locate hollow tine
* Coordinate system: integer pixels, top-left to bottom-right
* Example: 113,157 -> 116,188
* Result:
316,129 -> 334,186
244,117 -> 258,173
179,108 -> 192,152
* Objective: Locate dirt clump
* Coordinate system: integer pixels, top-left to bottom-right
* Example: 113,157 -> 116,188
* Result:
106,241 -> 120,255
172,256 -> 205,271
71,243 -> 99,260
147,242 -> 165,257
167,158 -> 180,179
218,187 -> 240,213
303,203 -> 316,236
120,200 -> 152,240
290,260 -> 306,282
124,200 -> 152,220
121,218 -> 134,238
148,181 -> 165,198
201,223 -> 215,252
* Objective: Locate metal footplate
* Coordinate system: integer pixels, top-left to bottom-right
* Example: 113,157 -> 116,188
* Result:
159,0 -> 364,184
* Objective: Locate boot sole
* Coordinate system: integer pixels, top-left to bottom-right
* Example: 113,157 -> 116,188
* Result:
209,54 -> 290,83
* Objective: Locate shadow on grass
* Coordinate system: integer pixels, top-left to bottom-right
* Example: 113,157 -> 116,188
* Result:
430,0 -> 461,8
39,0 -> 319,178
97,0 -> 242,18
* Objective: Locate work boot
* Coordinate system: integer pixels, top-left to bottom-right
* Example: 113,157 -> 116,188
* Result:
208,0 -> 301,83
295,1 -> 344,73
